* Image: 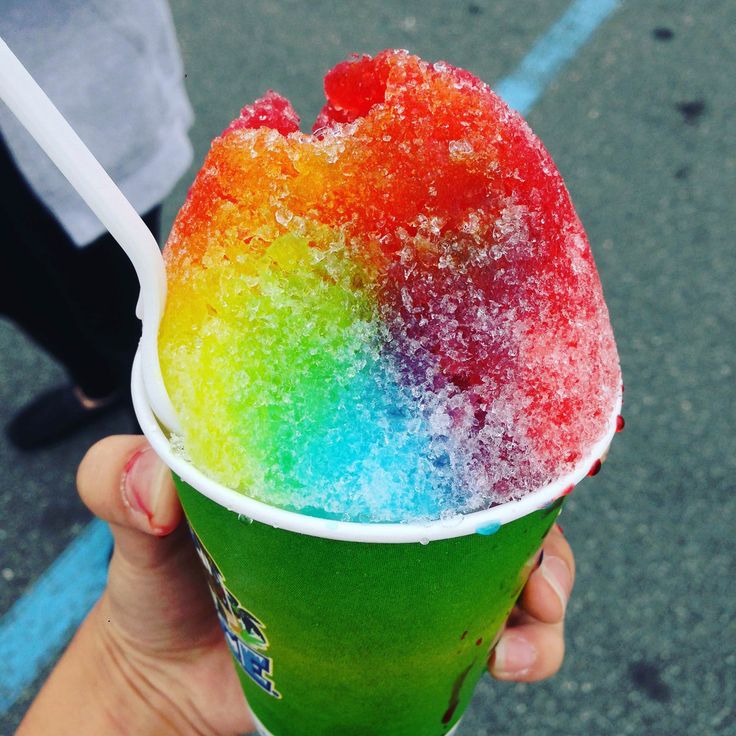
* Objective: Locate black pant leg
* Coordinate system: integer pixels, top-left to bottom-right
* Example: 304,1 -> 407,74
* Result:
0,135 -> 162,398
0,136 -> 107,382
65,207 -> 162,395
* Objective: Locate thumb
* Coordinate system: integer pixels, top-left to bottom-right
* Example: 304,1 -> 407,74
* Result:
77,436 -> 217,650
77,435 -> 183,567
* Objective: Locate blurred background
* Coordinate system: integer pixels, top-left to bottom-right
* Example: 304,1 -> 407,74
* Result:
1,1 -> 734,733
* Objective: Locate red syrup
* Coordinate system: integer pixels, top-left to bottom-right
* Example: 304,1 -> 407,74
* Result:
441,660 -> 475,725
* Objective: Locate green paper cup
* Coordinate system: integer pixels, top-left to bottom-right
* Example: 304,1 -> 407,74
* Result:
132,353 -> 620,736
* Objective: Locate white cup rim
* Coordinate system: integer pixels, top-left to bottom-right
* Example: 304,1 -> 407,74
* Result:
132,351 -> 621,544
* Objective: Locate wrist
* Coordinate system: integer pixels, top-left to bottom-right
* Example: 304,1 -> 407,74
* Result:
88,596 -> 196,736
87,605 -> 160,735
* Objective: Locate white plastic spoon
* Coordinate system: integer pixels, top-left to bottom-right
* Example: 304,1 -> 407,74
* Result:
0,37 -> 181,433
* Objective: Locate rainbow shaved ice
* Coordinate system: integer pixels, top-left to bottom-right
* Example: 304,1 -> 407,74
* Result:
159,50 -> 621,523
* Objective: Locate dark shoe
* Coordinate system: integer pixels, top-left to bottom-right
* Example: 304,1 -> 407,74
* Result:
6,385 -> 122,450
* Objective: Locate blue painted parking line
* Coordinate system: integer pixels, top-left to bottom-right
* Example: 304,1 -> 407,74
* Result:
495,0 -> 621,114
0,0 -> 622,716
0,520 -> 112,712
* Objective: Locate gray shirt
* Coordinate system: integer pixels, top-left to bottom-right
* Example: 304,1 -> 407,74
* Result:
0,0 -> 194,246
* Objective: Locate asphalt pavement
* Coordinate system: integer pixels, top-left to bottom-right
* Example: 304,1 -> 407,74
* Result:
1,0 -> 734,733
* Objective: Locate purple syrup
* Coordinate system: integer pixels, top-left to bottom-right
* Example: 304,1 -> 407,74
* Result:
588,459 -> 602,477
616,415 -> 625,432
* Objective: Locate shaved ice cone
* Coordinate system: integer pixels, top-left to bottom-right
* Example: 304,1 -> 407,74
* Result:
136,50 -> 621,735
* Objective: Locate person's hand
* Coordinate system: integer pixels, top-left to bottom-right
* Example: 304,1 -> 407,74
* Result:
78,435 -> 254,735
488,523 -> 574,682
19,435 -> 254,736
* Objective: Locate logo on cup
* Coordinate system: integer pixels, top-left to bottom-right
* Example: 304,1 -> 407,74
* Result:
191,530 -> 281,698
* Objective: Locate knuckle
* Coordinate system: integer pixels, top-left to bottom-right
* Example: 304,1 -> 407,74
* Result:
551,624 -> 566,662
545,532 -> 576,579
536,632 -> 565,680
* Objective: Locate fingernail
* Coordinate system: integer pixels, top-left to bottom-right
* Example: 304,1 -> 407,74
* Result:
122,446 -> 169,525
492,634 -> 537,677
540,555 -> 573,613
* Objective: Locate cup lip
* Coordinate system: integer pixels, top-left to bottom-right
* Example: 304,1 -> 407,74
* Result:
132,351 -> 621,544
